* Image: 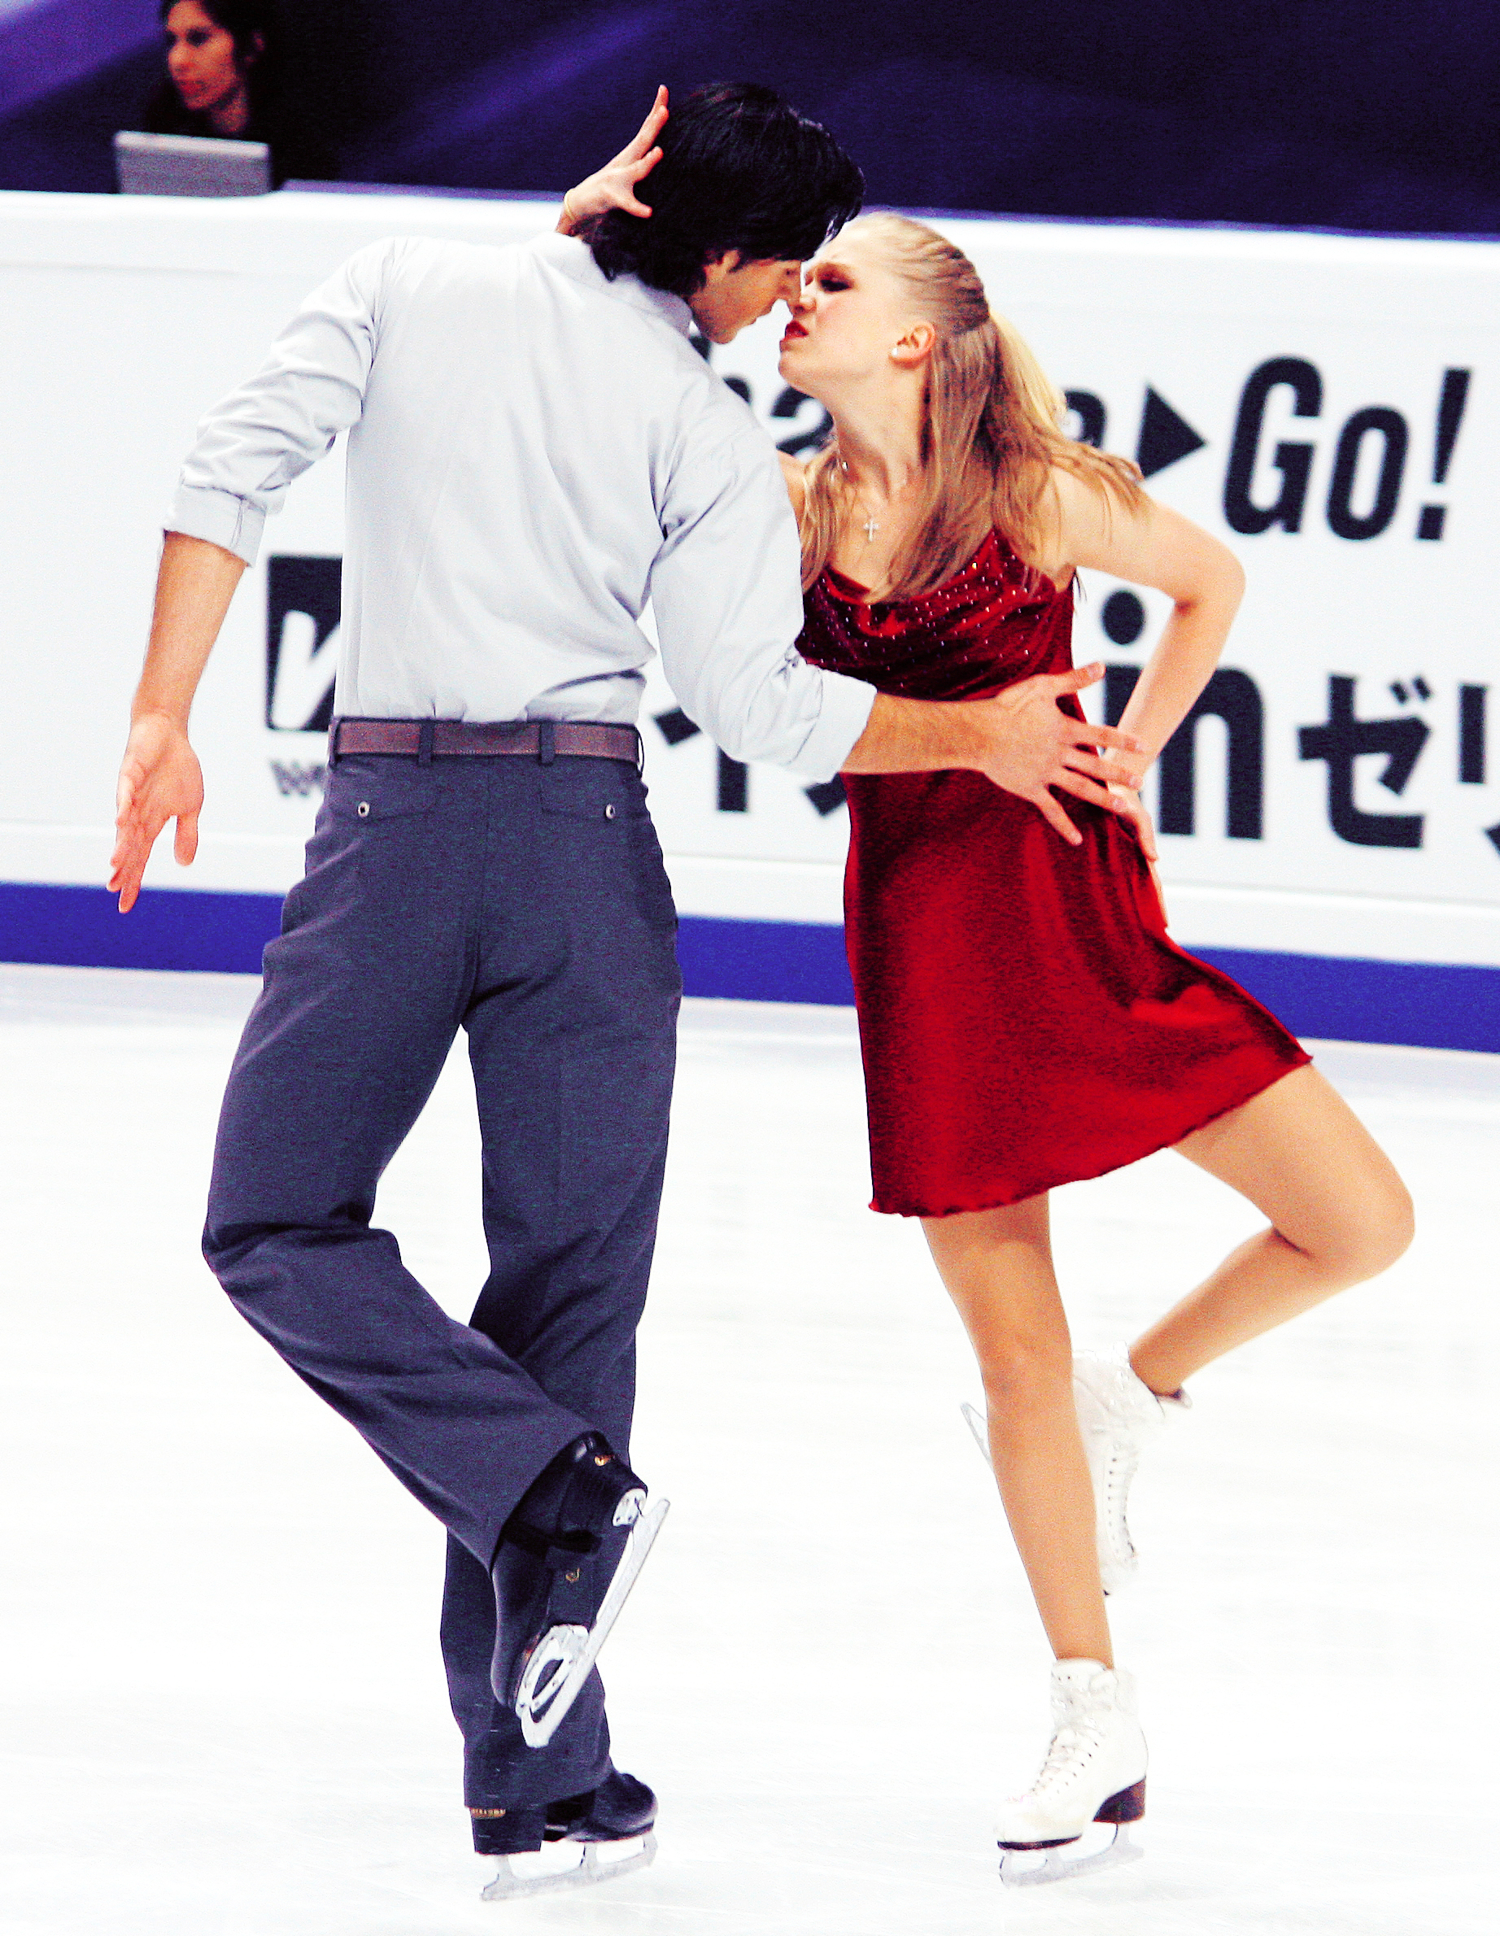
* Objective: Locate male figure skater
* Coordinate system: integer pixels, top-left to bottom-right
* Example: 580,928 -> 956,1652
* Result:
109,84 -> 1142,1899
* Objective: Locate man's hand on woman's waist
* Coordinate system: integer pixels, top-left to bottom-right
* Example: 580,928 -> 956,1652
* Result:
841,662 -> 1145,845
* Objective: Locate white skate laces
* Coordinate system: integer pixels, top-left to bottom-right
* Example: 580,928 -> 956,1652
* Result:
1072,1344 -> 1190,1595
959,1345 -> 1188,1595
996,1659 -> 1147,1886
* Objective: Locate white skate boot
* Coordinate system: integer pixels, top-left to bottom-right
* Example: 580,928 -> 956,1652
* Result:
1072,1344 -> 1189,1595
996,1658 -> 1147,1886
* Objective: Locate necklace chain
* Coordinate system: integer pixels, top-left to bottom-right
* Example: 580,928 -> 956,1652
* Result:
839,453 -> 887,546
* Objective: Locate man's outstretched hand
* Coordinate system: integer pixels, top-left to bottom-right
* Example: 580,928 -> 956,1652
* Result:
109,712 -> 203,913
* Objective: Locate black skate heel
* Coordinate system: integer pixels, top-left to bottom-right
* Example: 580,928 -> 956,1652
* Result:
1094,1778 -> 1146,1825
998,1779 -> 1147,1886
545,1769 -> 657,1844
505,1433 -> 648,1562
490,1434 -> 669,1749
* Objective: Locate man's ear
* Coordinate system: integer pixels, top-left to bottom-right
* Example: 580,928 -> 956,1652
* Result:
890,320 -> 936,368
245,32 -> 267,67
698,250 -> 745,286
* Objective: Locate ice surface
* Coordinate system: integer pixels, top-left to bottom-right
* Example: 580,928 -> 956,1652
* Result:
1,964 -> 1495,1933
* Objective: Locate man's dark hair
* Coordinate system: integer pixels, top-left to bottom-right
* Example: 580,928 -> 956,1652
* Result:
586,83 -> 864,297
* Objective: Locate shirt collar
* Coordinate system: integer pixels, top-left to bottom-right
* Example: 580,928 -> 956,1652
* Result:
532,231 -> 695,339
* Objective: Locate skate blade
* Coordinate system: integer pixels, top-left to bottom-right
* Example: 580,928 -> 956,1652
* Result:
515,1497 -> 670,1748
999,1823 -> 1143,1888
960,1400 -> 992,1467
481,1831 -> 657,1901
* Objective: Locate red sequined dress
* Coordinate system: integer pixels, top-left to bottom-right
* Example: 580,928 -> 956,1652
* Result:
799,530 -> 1309,1216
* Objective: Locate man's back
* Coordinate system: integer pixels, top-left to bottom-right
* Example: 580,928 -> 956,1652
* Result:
345,234 -> 763,720
174,229 -> 848,765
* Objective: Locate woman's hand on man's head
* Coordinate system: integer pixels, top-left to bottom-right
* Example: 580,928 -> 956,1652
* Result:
558,87 -> 668,235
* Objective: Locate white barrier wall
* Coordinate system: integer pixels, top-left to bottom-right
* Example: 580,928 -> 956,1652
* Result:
2,187 -> 1498,973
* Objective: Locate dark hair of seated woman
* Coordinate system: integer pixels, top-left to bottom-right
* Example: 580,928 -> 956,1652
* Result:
141,0 -> 337,187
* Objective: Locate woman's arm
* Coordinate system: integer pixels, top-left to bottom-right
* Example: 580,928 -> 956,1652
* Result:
556,88 -> 668,234
1045,467 -> 1245,765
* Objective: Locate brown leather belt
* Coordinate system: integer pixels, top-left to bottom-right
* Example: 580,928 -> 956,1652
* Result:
330,717 -> 642,765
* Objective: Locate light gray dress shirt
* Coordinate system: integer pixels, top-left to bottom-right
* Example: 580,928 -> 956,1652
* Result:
169,231 -> 875,781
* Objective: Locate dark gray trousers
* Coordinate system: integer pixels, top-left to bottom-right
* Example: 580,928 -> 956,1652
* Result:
203,742 -> 681,1807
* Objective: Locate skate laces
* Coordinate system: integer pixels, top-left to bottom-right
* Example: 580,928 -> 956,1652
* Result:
1100,1440 -> 1141,1561
1091,1360 -> 1159,1562
1028,1685 -> 1111,1798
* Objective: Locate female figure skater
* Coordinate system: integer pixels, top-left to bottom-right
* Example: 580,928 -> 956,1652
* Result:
772,214 -> 1414,1881
561,122 -> 1413,1882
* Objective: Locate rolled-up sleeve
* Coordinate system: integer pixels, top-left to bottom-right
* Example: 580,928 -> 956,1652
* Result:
168,238 -> 396,565
648,426 -> 875,781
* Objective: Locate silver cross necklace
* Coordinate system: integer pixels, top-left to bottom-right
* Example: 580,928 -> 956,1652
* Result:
839,454 -> 884,544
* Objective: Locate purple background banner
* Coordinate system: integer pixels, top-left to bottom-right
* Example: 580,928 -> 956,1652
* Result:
0,0 -> 157,116
4,2 -> 1500,237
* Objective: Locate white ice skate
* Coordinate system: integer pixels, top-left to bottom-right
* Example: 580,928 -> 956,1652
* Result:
961,1350 -> 1188,1595
996,1658 -> 1147,1886
1072,1344 -> 1189,1595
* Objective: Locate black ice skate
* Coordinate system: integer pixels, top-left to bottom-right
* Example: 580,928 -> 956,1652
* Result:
490,1432 -> 668,1748
479,1769 -> 659,1902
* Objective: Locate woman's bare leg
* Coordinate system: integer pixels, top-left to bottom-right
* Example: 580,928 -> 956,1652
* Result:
924,1195 -> 1111,1665
1130,1064 -> 1414,1396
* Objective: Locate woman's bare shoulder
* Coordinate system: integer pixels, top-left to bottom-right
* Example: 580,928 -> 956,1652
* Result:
1047,461 -> 1118,529
997,465 -> 1077,583
1039,462 -> 1148,571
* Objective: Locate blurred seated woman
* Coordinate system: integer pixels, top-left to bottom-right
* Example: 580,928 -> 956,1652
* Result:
141,1 -> 336,185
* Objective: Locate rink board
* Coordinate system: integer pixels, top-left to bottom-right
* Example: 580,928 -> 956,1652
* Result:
1,187 -> 1499,1045
3,880 -> 1499,1053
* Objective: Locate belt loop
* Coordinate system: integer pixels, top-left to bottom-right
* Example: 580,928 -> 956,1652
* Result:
634,726 -> 645,776
538,720 -> 556,766
327,718 -> 342,770
418,720 -> 434,766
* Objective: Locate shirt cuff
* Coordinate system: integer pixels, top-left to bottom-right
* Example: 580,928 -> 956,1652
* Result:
166,484 -> 267,568
785,669 -> 877,782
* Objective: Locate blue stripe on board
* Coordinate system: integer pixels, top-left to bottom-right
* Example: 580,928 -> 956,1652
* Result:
675,914 -> 856,1008
0,880 -> 283,975
3,880 -> 1498,1053
1192,947 -> 1500,1056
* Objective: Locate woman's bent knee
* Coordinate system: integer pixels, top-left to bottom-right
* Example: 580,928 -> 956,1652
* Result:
1310,1171 -> 1415,1283
1364,1175 -> 1416,1275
